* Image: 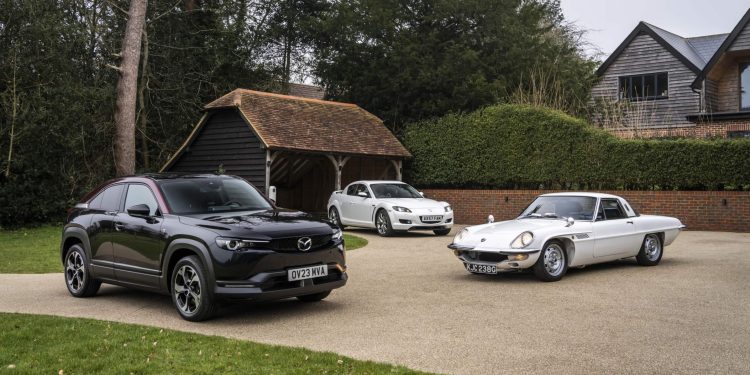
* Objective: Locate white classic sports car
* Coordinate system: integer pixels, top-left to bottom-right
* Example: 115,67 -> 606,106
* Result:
327,180 -> 453,236
448,192 -> 685,281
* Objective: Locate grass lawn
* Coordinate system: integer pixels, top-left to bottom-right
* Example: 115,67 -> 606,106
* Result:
0,226 -> 369,273
0,313 -> 426,374
343,233 -> 367,251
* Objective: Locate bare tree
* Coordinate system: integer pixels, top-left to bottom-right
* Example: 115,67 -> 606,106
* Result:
111,0 -> 147,176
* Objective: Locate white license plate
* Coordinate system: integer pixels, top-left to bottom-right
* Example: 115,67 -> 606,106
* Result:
422,215 -> 443,222
287,265 -> 328,281
464,263 -> 497,274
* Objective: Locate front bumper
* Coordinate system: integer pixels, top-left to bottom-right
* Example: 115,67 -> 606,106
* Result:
448,243 -> 540,272
214,263 -> 347,300
389,210 -> 454,231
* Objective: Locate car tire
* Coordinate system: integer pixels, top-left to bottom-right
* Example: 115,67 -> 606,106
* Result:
433,229 -> 451,236
636,233 -> 663,266
533,240 -> 567,282
375,209 -> 395,237
64,244 -> 101,297
296,290 -> 331,302
329,207 -> 345,229
171,256 -> 216,322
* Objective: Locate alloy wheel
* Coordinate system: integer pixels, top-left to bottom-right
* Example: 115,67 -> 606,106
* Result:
65,251 -> 86,293
376,212 -> 387,235
173,265 -> 202,315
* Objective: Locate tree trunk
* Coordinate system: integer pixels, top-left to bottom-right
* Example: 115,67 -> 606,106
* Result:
114,0 -> 147,177
4,52 -> 19,177
137,27 -> 150,169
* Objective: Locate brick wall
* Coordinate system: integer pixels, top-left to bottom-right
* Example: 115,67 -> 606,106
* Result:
424,189 -> 750,232
607,119 -> 750,138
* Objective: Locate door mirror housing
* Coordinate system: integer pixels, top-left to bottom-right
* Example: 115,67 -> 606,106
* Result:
419,191 -> 425,197
127,204 -> 151,217
357,191 -> 369,198
566,217 -> 575,227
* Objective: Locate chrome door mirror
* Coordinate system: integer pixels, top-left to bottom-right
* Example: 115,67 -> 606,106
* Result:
419,191 -> 425,197
566,217 -> 575,227
487,215 -> 495,223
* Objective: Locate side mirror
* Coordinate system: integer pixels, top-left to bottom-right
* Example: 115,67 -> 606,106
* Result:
566,217 -> 575,227
419,191 -> 425,197
487,215 -> 495,223
127,204 -> 151,217
357,191 -> 368,198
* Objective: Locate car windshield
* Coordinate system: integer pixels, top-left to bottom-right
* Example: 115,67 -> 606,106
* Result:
519,196 -> 597,221
370,183 -> 422,199
159,177 -> 272,215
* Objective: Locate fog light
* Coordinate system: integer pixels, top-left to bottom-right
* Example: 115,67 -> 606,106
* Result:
453,249 -> 460,257
508,254 -> 529,261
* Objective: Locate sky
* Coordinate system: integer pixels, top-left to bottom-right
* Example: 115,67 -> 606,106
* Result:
560,0 -> 750,58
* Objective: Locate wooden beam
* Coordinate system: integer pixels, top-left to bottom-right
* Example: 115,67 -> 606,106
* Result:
326,155 -> 351,191
265,150 -> 278,193
390,159 -> 403,181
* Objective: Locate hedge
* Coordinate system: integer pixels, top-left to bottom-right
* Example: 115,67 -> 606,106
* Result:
402,104 -> 750,190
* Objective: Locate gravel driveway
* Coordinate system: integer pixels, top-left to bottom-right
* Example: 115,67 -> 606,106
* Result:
1,229 -> 749,374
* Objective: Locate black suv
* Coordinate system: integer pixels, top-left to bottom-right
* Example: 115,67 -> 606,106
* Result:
61,174 -> 347,321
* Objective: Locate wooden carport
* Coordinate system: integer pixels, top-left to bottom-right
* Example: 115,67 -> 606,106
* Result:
161,89 -> 411,212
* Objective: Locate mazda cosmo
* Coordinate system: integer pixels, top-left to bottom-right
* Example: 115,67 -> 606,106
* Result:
448,193 -> 684,281
61,174 -> 347,321
327,181 -> 453,236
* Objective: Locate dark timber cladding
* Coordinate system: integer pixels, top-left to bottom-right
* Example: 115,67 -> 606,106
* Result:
167,109 -> 265,188
161,89 -> 411,212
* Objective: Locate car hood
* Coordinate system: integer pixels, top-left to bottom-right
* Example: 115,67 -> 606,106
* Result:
378,198 -> 446,209
179,209 -> 335,239
456,219 -> 571,251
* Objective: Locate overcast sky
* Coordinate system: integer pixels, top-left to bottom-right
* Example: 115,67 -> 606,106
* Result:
560,0 -> 750,59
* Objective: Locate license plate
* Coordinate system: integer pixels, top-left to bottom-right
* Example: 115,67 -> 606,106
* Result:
464,263 -> 497,274
421,215 -> 443,222
288,265 -> 328,281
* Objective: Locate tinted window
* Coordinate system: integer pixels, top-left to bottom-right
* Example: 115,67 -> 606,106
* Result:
519,196 -> 597,220
346,184 -> 359,196
371,183 -> 421,199
601,199 -> 626,220
159,177 -> 272,215
741,63 -> 750,111
619,72 -> 668,100
90,184 -> 124,211
125,184 -> 159,216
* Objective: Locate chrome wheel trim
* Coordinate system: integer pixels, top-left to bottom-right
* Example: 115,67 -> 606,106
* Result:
644,234 -> 662,261
173,265 -> 202,315
329,208 -> 339,225
376,212 -> 387,235
543,244 -> 565,277
65,251 -> 86,292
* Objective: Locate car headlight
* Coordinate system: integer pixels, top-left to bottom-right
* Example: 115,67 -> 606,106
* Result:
215,237 -> 267,251
444,205 -> 452,212
392,206 -> 411,213
453,228 -> 469,243
510,231 -> 534,249
332,228 -> 343,241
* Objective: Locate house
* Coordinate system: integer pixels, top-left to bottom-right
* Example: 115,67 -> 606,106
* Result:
161,89 -> 411,212
592,8 -> 750,138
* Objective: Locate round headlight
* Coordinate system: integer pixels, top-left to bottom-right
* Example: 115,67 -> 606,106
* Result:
521,232 -> 533,246
454,228 -> 468,243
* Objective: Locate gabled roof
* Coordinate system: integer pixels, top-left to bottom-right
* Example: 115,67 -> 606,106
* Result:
286,83 -> 325,100
203,89 -> 411,158
686,34 -> 729,63
691,8 -> 750,88
597,22 -> 705,76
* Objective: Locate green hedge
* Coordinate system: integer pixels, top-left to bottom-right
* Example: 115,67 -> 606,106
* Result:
403,104 -> 750,190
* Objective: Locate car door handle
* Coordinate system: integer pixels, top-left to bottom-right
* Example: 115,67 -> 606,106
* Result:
105,210 -> 118,216
114,222 -> 125,231
626,220 -> 634,224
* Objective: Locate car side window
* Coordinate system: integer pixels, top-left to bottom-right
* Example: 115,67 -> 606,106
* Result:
601,199 -> 626,220
125,184 -> 159,216
90,184 -> 124,211
346,184 -> 358,196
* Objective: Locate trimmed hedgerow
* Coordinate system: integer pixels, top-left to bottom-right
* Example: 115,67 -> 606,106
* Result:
403,105 -> 750,191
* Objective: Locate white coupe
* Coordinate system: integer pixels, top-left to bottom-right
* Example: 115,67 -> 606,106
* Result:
448,192 -> 685,281
327,180 -> 453,236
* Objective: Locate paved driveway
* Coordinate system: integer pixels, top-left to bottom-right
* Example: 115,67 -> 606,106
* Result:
1,229 -> 749,374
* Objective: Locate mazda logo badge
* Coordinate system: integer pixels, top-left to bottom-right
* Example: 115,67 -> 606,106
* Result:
297,237 -> 312,251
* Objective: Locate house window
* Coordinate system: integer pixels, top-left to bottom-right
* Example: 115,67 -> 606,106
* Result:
728,130 -> 750,138
618,72 -> 668,100
740,63 -> 750,111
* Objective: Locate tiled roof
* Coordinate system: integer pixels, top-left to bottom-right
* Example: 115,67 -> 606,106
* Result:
686,34 -> 729,63
286,83 -> 325,100
204,89 -> 411,158
643,22 -> 708,68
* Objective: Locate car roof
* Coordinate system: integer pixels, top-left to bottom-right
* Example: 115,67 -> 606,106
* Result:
352,180 -> 408,185
540,192 -> 624,200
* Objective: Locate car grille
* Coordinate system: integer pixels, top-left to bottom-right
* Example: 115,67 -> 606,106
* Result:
462,251 -> 507,263
267,234 -> 333,252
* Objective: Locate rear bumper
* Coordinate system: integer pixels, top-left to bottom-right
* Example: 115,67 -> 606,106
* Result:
214,263 -> 347,300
